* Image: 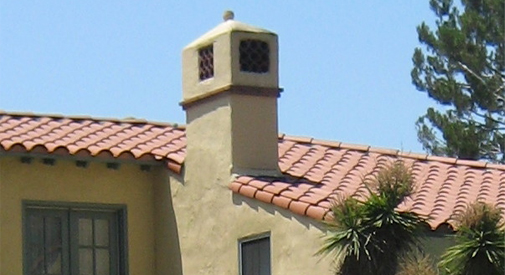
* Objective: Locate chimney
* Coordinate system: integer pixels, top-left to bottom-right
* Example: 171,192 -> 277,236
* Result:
181,11 -> 281,178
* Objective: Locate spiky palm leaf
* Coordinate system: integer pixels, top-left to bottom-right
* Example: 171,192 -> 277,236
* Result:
439,202 -> 505,275
317,197 -> 375,275
363,191 -> 425,275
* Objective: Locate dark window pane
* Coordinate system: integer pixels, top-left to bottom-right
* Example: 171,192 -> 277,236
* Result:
96,249 -> 110,275
241,242 -> 258,275
45,216 -> 62,274
27,215 -> 45,274
46,247 -> 62,274
79,219 -> 93,246
28,216 -> 44,245
241,237 -> 270,275
28,245 -> 45,274
79,248 -> 93,275
94,219 -> 109,247
258,238 -> 270,275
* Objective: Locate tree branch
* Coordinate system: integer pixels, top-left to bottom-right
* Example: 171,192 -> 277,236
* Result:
468,110 -> 505,128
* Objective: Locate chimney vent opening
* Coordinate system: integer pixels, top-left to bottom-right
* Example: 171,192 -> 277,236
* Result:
239,39 -> 269,73
198,45 -> 214,81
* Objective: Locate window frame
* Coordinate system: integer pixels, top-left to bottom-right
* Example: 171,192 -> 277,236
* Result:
22,201 -> 129,275
238,232 -> 271,275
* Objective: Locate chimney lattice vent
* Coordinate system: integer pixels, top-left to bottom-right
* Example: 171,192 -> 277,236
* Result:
239,39 -> 270,73
198,45 -> 214,81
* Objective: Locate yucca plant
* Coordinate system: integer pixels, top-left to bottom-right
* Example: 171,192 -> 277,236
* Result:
318,196 -> 375,274
318,161 -> 425,275
438,202 -> 505,275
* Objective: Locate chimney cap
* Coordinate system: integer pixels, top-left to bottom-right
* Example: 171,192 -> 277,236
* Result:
184,15 -> 276,50
223,10 -> 234,21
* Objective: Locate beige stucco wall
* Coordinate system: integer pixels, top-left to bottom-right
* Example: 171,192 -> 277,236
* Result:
0,156 -> 178,275
170,174 -> 334,275
230,93 -> 279,174
177,92 -> 335,274
422,232 -> 456,261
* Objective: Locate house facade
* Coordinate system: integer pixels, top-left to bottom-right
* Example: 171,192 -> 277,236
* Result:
1,12 -> 504,275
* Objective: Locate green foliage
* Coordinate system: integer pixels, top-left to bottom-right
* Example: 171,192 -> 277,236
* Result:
438,202 -> 505,275
412,0 -> 505,162
396,251 -> 439,275
318,197 -> 374,275
318,162 -> 425,275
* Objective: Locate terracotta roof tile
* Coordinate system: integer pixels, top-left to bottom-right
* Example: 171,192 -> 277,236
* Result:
238,185 -> 257,198
280,189 -> 305,200
318,200 -> 332,209
235,175 -> 254,185
263,181 -> 291,195
248,179 -> 271,190
339,143 -> 371,152
310,139 -> 341,148
254,190 -> 275,204
306,205 -> 328,220
282,135 -> 313,144
2,112 -> 505,230
272,195 -> 292,209
231,135 -> 505,230
229,181 -> 243,193
298,193 -> 326,205
289,201 -> 310,216
0,112 -> 185,172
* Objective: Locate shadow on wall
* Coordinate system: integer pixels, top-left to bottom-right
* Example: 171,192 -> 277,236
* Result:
232,193 -> 327,232
157,171 -> 184,275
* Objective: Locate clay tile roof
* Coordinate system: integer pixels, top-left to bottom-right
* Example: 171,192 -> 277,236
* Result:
2,112 -> 505,229
0,111 -> 186,173
231,135 -> 505,230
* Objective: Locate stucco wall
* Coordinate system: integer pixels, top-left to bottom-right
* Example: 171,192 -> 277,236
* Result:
0,156 -> 177,275
169,173 -> 334,275
422,232 -> 456,261
178,93 -> 335,274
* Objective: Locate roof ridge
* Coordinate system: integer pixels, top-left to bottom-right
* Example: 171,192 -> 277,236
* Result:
2,113 -> 504,171
0,109 -> 186,129
279,133 -> 505,171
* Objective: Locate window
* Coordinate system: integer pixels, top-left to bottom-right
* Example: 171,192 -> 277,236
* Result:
239,39 -> 270,73
198,44 -> 214,81
239,235 -> 270,275
23,203 -> 127,275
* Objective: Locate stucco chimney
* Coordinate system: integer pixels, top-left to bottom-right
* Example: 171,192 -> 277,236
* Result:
181,11 -> 281,178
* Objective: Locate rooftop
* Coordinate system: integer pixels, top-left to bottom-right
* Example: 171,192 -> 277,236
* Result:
1,111 -> 504,229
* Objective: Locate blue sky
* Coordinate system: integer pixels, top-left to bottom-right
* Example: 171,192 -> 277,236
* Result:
0,1 -> 438,153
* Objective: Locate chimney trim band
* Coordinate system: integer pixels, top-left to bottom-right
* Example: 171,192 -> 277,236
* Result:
180,85 -> 282,110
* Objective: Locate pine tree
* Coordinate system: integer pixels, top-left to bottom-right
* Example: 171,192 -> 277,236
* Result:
412,0 -> 505,162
